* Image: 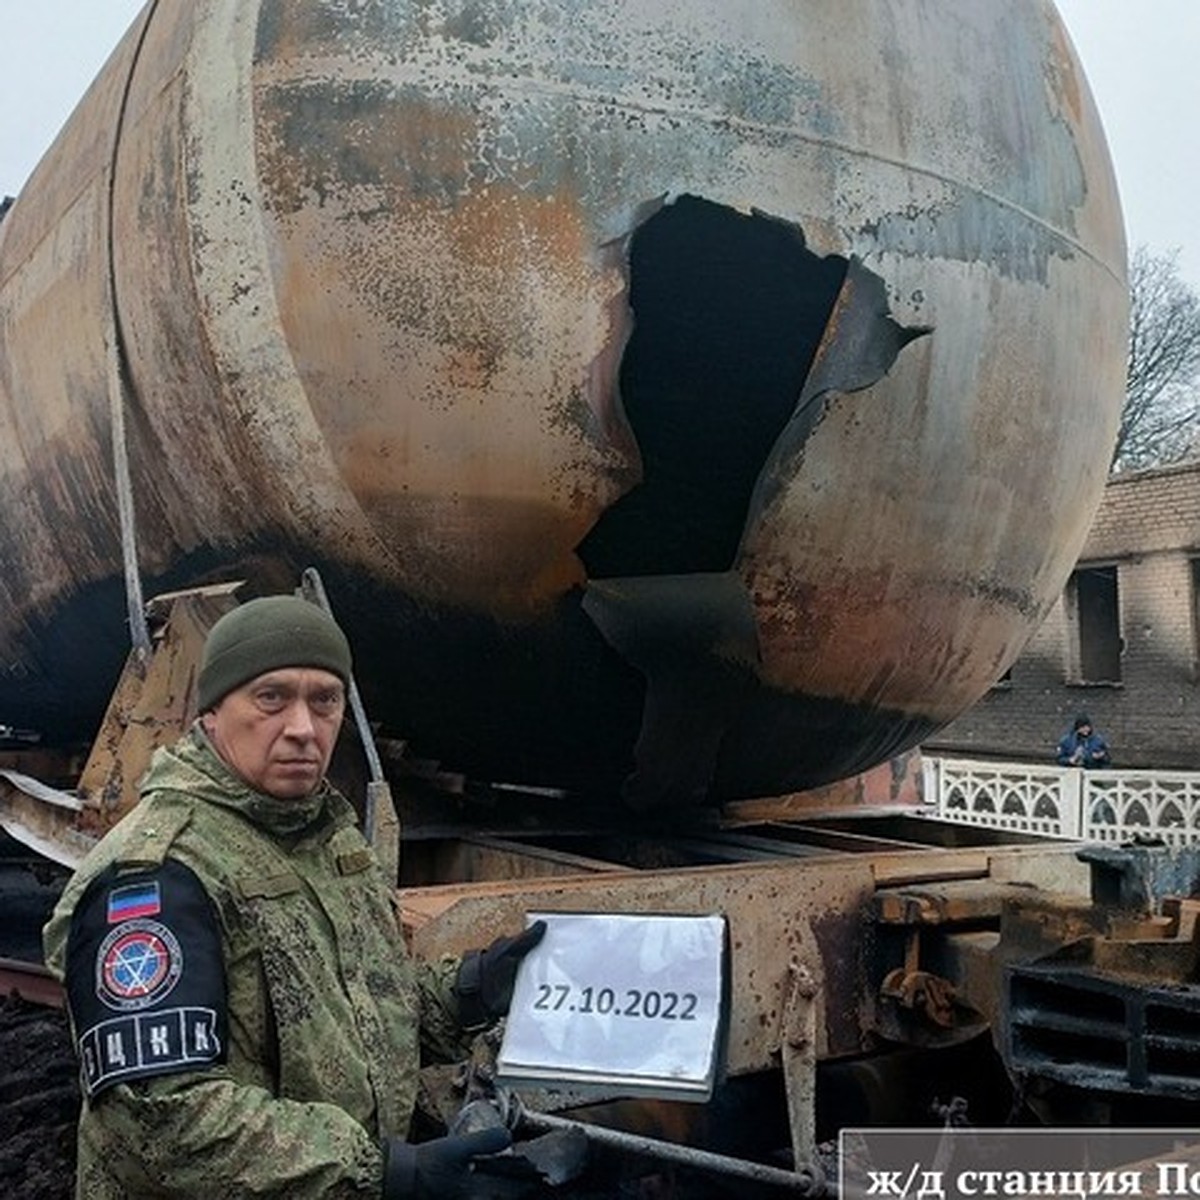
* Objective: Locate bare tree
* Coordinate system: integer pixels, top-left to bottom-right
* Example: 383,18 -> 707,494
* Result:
1113,246 -> 1200,472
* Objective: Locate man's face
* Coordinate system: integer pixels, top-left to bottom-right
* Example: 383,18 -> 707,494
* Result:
201,668 -> 345,799
1078,724 -> 1092,738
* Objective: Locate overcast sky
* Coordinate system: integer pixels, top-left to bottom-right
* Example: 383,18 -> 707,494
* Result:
1,2 -> 1197,292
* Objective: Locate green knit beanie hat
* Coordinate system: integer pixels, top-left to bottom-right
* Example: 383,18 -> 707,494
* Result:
197,596 -> 353,711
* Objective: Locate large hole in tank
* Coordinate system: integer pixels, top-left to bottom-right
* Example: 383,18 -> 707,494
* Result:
578,194 -> 848,578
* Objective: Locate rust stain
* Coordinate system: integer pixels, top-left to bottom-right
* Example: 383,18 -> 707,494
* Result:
747,558 -> 1026,718
1045,14 -> 1084,129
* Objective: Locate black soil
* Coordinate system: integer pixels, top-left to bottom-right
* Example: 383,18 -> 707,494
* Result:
0,843 -> 77,1200
0,997 -> 78,1199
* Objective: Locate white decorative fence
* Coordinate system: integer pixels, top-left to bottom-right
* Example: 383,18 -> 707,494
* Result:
923,757 -> 1200,845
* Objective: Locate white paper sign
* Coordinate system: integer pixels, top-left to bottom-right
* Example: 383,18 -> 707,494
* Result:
496,911 -> 726,1101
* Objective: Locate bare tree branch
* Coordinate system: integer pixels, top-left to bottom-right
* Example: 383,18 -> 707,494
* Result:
1113,245 -> 1200,472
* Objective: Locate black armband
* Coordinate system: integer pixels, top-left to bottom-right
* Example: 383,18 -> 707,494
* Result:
65,859 -> 228,1099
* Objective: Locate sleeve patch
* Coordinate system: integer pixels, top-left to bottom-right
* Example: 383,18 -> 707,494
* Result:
106,880 -> 162,923
66,859 -> 228,1099
79,1007 -> 223,1096
97,919 -> 182,1009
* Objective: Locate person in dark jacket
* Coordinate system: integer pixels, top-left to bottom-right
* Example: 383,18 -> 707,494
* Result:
1056,714 -> 1112,768
45,595 -> 543,1199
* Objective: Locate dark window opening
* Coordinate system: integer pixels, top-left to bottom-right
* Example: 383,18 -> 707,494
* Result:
578,195 -> 847,578
1192,558 -> 1200,681
1070,564 -> 1122,683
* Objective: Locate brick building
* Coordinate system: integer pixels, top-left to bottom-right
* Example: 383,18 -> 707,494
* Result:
926,460 -> 1200,769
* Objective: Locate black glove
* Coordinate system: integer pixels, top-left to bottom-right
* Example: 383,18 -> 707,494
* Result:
454,919 -> 547,1029
383,1128 -> 512,1199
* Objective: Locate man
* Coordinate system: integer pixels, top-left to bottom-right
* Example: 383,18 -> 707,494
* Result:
44,595 -> 543,1198
1056,714 -> 1112,769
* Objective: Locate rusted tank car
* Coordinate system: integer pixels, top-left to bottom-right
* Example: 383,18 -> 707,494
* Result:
0,0 -> 1126,806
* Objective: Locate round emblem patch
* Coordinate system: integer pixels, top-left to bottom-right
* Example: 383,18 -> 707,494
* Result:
96,919 -> 183,1012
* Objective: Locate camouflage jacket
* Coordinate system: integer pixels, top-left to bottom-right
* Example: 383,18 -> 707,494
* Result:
43,727 -> 467,1199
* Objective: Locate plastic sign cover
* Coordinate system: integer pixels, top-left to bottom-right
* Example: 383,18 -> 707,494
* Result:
497,912 -> 726,1101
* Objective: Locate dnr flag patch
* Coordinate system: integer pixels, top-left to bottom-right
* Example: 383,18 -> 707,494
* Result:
107,881 -> 162,923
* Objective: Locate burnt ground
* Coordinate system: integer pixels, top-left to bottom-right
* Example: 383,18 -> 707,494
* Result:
0,996 -> 78,1200
0,841 -> 78,1200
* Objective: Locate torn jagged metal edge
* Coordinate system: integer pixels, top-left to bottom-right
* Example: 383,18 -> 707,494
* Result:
745,256 -> 932,523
